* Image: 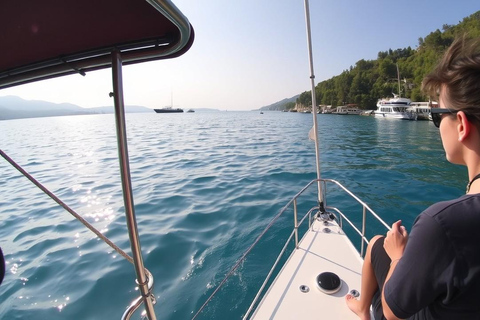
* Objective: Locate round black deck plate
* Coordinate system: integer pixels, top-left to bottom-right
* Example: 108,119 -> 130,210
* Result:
316,272 -> 341,294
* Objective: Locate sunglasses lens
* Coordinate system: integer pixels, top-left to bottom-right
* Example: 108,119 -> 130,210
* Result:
431,112 -> 441,128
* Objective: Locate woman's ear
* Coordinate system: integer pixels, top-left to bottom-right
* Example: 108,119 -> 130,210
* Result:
457,111 -> 471,142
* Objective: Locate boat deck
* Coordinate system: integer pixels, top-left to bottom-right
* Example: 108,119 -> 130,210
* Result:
251,218 -> 364,319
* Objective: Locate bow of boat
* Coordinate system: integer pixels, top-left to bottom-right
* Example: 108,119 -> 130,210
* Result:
250,218 -> 363,319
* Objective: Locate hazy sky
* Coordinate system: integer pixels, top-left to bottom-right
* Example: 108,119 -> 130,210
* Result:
1,0 -> 479,111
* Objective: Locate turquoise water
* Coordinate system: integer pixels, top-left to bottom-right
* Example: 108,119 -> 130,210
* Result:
0,112 -> 466,319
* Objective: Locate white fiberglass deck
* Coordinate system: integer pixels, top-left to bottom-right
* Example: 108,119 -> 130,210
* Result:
251,217 -> 364,319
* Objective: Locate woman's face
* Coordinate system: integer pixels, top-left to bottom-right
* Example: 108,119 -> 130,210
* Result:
439,89 -> 464,165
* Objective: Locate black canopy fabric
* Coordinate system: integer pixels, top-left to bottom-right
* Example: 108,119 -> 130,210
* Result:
0,0 -> 194,90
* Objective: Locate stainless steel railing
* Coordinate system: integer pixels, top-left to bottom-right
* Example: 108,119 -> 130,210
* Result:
320,179 -> 391,255
243,178 -> 391,319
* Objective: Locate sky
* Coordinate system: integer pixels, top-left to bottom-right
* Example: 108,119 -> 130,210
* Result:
1,0 -> 479,111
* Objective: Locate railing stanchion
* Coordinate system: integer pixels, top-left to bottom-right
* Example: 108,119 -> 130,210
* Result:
111,50 -> 156,320
294,199 -> 299,248
360,206 -> 367,257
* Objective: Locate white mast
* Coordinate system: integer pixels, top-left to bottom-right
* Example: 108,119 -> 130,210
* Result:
303,0 -> 324,207
397,63 -> 401,97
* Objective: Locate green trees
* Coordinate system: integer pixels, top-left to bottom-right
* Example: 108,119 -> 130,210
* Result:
295,10 -> 480,110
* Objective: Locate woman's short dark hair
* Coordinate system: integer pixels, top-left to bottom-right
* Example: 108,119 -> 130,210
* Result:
422,35 -> 480,125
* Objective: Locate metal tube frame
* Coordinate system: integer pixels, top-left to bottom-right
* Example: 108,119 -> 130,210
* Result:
121,270 -> 156,320
111,50 -> 156,320
361,206 -> 367,257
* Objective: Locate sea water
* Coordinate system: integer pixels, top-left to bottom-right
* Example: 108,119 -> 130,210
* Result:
0,112 -> 466,319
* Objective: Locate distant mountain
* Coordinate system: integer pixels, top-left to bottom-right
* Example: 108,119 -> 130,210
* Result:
0,95 -> 152,120
0,95 -> 84,112
259,94 -> 299,111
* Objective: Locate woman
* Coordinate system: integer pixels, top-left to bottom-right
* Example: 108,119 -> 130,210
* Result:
346,36 -> 480,319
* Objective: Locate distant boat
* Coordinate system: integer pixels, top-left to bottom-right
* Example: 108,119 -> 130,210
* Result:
374,64 -> 416,120
155,90 -> 183,113
154,107 -> 184,113
187,109 -> 195,113
408,101 -> 437,120
260,111 -> 264,114
321,106 -> 334,114
333,105 -> 362,115
360,110 -> 375,116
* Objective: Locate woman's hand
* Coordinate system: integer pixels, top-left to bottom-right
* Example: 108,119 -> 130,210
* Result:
384,220 -> 408,261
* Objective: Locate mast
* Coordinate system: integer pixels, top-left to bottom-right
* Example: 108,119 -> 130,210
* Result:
303,0 -> 324,208
397,63 -> 401,97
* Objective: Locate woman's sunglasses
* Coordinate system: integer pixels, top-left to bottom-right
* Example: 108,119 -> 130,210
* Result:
430,108 -> 459,128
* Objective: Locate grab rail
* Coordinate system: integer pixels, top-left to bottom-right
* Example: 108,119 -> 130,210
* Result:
243,178 -> 391,319
320,179 -> 391,255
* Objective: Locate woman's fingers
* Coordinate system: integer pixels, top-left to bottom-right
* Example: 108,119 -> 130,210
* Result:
384,220 -> 408,260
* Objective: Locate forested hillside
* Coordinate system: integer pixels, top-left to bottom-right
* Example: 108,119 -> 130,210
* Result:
293,10 -> 480,110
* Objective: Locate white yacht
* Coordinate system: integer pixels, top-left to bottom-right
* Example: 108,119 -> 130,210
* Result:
335,105 -> 362,115
374,95 -> 416,120
409,101 -> 438,120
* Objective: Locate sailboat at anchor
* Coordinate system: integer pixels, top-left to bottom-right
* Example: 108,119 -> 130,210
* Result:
154,90 -> 183,113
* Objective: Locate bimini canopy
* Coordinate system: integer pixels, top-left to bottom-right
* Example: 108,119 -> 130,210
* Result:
0,0 -> 194,90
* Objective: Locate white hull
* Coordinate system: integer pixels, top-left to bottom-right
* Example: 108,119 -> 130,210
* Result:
373,111 -> 412,119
